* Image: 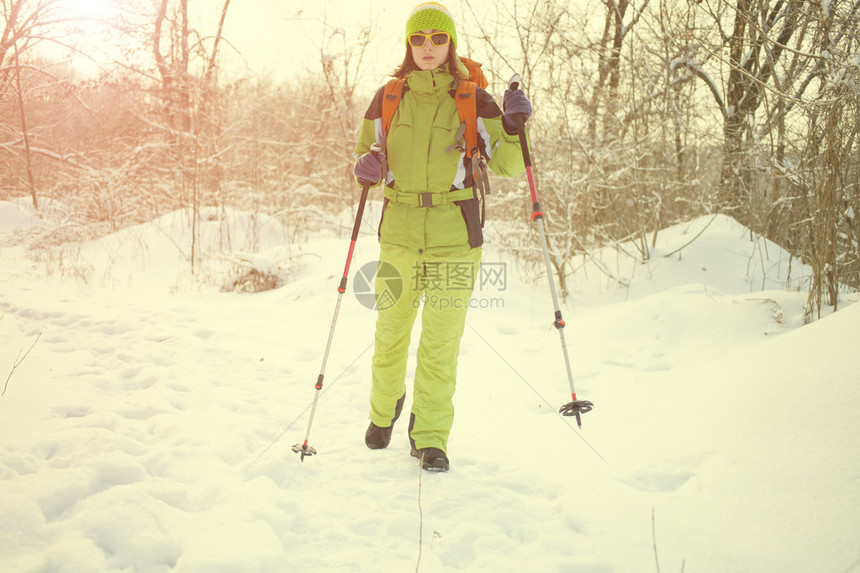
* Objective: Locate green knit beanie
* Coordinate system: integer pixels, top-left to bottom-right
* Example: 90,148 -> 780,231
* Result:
405,2 -> 458,50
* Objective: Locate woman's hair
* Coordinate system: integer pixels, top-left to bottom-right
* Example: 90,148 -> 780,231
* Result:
392,43 -> 468,81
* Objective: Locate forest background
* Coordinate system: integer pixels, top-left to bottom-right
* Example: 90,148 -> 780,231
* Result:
2,0 -> 858,316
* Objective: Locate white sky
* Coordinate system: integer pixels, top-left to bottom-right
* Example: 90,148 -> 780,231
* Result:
51,0 -> 483,91
219,0 -> 408,85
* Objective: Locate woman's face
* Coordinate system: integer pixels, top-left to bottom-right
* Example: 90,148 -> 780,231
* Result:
409,28 -> 450,71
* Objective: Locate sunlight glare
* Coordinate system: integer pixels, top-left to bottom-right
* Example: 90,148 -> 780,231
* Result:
61,0 -> 118,21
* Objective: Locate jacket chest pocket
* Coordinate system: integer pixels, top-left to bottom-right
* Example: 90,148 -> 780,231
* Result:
431,111 -> 459,152
388,118 -> 412,158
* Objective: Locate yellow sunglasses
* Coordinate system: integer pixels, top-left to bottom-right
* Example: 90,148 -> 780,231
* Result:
408,32 -> 450,48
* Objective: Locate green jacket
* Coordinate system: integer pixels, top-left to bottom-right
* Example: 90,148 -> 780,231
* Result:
354,65 -> 526,251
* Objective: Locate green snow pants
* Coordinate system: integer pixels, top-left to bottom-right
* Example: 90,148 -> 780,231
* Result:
369,243 -> 482,453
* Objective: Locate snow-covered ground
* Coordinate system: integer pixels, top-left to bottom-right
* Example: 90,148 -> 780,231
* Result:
1,198 -> 858,573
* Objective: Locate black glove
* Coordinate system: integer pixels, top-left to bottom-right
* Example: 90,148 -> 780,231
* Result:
502,89 -> 533,134
354,151 -> 385,185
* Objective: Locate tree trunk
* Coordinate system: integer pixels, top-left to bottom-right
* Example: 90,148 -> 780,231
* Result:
720,0 -> 750,224
11,19 -> 37,208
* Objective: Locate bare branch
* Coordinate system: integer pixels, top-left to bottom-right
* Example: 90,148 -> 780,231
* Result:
2,332 -> 41,397
670,58 -> 726,114
203,0 -> 231,85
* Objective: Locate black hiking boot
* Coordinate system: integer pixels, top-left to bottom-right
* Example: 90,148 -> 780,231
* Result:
411,447 -> 449,472
406,413 -> 450,471
365,393 -> 405,450
364,423 -> 391,449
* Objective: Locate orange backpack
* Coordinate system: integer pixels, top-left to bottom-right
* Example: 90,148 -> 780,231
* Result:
379,58 -> 491,222
381,57 -> 487,159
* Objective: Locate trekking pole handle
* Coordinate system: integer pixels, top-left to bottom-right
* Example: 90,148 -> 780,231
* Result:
507,74 -> 532,169
358,143 -> 385,188
371,142 -> 387,188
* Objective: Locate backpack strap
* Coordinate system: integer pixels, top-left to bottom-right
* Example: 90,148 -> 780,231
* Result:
381,78 -> 407,147
454,80 -> 479,159
454,80 -> 491,227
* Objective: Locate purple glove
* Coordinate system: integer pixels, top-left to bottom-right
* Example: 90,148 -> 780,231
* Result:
354,151 -> 385,185
502,89 -> 533,134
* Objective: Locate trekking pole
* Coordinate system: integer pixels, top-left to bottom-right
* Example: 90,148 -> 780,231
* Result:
508,75 -> 594,429
292,144 -> 383,461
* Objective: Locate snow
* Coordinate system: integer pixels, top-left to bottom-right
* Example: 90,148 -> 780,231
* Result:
1,199 -> 859,573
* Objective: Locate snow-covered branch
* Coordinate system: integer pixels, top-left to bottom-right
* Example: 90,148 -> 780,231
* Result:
669,57 -> 725,115
0,140 -> 98,172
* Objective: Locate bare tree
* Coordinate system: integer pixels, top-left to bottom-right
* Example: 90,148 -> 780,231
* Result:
3,0 -> 856,308
1,0 -> 62,207
801,0 -> 860,317
148,0 -> 232,269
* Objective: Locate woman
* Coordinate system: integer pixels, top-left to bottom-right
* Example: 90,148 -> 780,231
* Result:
353,2 -> 532,471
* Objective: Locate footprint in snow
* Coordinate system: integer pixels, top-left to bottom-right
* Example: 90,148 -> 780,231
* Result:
52,406 -> 92,419
619,469 -> 695,493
